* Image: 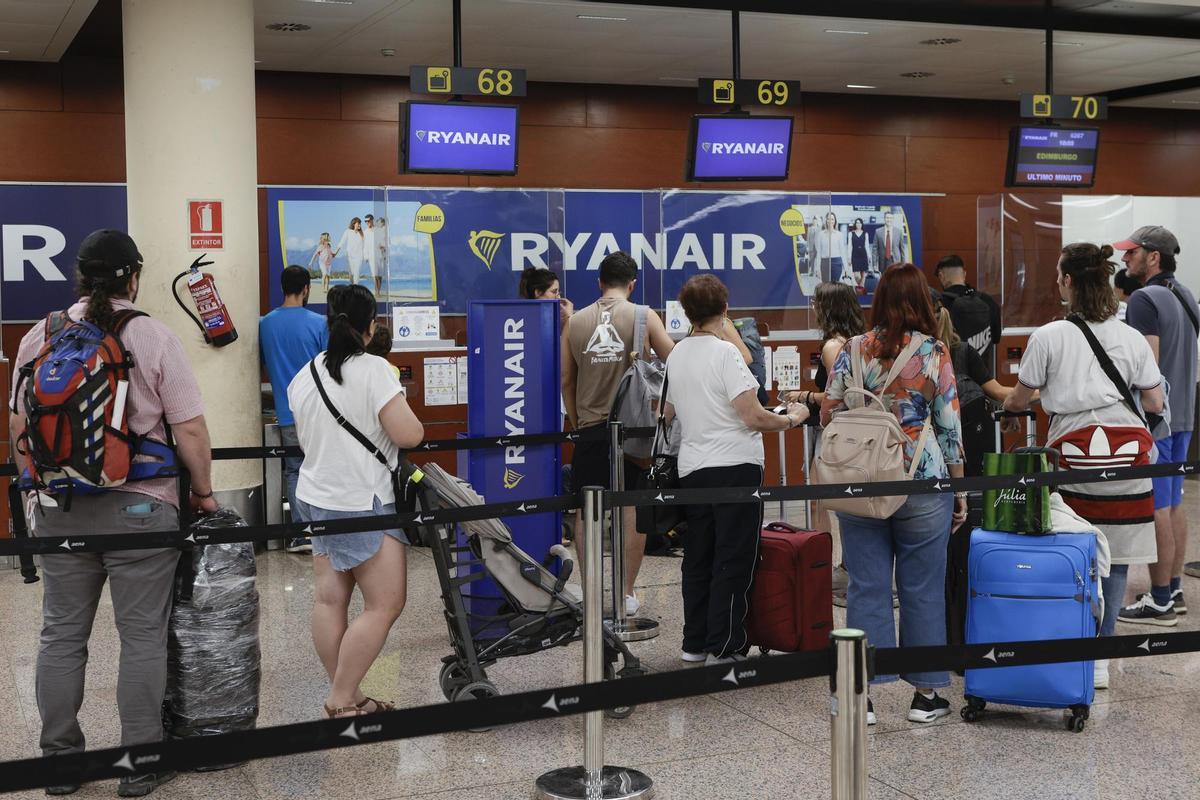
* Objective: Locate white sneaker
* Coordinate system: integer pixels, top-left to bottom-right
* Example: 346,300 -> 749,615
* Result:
680,650 -> 706,663
867,698 -> 877,726
625,594 -> 640,616
1094,659 -> 1109,690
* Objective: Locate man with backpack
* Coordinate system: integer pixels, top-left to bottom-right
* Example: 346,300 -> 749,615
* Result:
260,264 -> 328,553
9,230 -> 218,797
1115,226 -> 1199,626
562,251 -> 674,615
934,255 -> 1003,372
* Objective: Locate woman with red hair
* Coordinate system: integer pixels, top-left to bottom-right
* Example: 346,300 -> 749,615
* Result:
820,263 -> 966,725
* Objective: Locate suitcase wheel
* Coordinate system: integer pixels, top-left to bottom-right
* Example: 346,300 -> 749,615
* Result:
1066,704 -> 1089,733
961,695 -> 986,723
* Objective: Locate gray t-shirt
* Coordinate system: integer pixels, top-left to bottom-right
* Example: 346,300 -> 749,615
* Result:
1125,274 -> 1199,434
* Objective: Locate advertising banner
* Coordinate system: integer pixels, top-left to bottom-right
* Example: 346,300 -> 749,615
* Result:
659,191 -> 924,308
463,299 -> 562,613
0,184 -> 127,321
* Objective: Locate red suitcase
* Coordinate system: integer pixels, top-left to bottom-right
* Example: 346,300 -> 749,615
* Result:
747,522 -> 833,652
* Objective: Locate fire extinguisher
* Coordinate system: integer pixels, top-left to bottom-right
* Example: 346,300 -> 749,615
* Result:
172,254 -> 238,347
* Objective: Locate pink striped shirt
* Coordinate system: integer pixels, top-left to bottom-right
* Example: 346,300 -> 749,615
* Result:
11,299 -> 205,507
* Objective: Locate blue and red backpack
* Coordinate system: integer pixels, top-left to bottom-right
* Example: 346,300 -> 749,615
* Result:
14,309 -> 175,502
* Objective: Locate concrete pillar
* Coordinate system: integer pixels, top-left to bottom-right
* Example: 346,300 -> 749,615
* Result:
122,0 -> 261,512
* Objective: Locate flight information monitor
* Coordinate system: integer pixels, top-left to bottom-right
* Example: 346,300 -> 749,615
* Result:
400,101 -> 519,175
1006,126 -> 1099,188
687,114 -> 793,181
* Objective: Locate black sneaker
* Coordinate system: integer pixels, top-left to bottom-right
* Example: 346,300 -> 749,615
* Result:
286,537 -> 313,554
907,692 -> 951,723
866,698 -> 877,726
117,773 -> 177,798
1172,589 -> 1187,615
45,786 -> 79,796
1118,594 -> 1178,627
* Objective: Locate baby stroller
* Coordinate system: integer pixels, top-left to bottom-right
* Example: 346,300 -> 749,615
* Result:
409,462 -> 645,718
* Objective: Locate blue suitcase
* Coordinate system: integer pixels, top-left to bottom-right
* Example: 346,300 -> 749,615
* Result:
962,528 -> 1100,732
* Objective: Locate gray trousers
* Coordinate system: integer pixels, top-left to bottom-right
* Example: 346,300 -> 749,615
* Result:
31,492 -> 180,756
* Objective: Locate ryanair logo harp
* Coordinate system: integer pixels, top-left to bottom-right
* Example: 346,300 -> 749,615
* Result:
469,230 -> 505,270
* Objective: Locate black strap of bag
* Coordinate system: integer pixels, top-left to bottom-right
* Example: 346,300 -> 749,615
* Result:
307,360 -> 419,537
1066,315 -> 1147,427
1164,280 -> 1200,335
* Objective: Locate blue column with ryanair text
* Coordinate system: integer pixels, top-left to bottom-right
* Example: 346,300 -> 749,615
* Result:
461,300 -> 562,625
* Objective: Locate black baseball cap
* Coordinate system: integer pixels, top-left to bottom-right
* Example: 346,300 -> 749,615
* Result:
77,229 -> 143,278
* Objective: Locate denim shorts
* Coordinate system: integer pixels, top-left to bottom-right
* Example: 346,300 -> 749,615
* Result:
292,495 -> 410,572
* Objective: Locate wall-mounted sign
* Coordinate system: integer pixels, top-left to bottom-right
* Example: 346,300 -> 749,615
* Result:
697,78 -> 801,106
188,199 -> 223,250
400,101 -> 519,175
1020,93 -> 1108,121
410,65 -> 528,97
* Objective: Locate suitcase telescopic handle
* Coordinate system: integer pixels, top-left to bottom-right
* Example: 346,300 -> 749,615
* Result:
991,409 -> 1036,421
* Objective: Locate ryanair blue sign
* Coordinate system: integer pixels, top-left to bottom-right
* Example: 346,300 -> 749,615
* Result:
267,187 -> 923,312
462,299 -> 562,605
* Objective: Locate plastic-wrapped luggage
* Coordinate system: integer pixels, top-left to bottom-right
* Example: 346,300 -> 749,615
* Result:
163,509 -> 261,745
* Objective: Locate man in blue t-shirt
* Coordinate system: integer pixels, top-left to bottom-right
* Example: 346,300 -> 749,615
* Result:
1115,226 -> 1199,626
260,265 -> 328,552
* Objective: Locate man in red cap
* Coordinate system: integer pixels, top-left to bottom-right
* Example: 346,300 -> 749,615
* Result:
1114,225 -> 1198,628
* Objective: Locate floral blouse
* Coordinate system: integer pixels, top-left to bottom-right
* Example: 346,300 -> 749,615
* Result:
819,329 -> 963,480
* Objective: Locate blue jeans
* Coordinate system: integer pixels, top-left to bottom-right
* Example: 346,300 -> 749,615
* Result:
1100,564 -> 1130,638
278,424 -> 302,524
838,492 -> 954,689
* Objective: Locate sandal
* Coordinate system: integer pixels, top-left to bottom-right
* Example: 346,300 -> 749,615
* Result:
323,703 -> 362,719
355,697 -> 395,714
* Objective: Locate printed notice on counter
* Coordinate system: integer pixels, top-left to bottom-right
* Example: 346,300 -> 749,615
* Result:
773,346 -> 801,391
665,301 -> 688,337
456,358 -> 469,404
424,357 -> 458,406
393,305 -> 441,341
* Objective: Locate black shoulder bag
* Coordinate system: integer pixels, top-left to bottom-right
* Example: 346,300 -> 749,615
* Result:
1066,315 -> 1152,429
1164,280 -> 1200,335
636,369 -> 683,539
307,359 -> 422,545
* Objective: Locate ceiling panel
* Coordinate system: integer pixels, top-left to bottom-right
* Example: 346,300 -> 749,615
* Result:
10,0 -> 1200,109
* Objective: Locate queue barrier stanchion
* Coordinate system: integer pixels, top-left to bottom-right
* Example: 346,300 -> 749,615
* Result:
830,628 -> 869,800
606,420 -> 658,643
534,486 -> 654,800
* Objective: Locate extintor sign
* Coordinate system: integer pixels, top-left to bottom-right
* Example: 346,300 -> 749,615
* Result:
188,200 -> 223,250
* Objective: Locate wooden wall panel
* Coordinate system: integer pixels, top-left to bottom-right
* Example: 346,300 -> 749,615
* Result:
905,136 -> 1011,195
61,57 -> 123,113
0,62 -> 62,112
256,72 -> 341,120
0,110 -> 124,181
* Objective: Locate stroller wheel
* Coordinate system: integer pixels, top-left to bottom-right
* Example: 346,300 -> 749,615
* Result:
603,662 -> 640,719
453,681 -> 501,732
438,662 -> 469,701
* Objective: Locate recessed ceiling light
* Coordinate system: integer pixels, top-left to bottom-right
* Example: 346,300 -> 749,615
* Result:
920,37 -> 961,46
297,0 -> 354,4
0,50 -> 9,55
658,77 -> 694,82
1042,40 -> 1083,46
846,84 -> 877,89
380,48 -> 396,57
900,71 -> 935,78
577,14 -> 627,21
825,29 -> 869,35
1171,99 -> 1200,105
254,59 -> 263,64
265,22 -> 312,32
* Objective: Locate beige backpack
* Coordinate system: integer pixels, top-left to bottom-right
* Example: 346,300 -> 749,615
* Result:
813,334 -> 934,519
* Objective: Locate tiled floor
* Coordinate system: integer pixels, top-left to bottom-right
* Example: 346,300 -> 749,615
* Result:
2,496 -> 1200,800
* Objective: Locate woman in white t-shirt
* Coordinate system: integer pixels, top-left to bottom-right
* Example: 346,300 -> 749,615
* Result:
288,284 -> 424,719
664,275 -> 808,665
1004,243 -> 1164,686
